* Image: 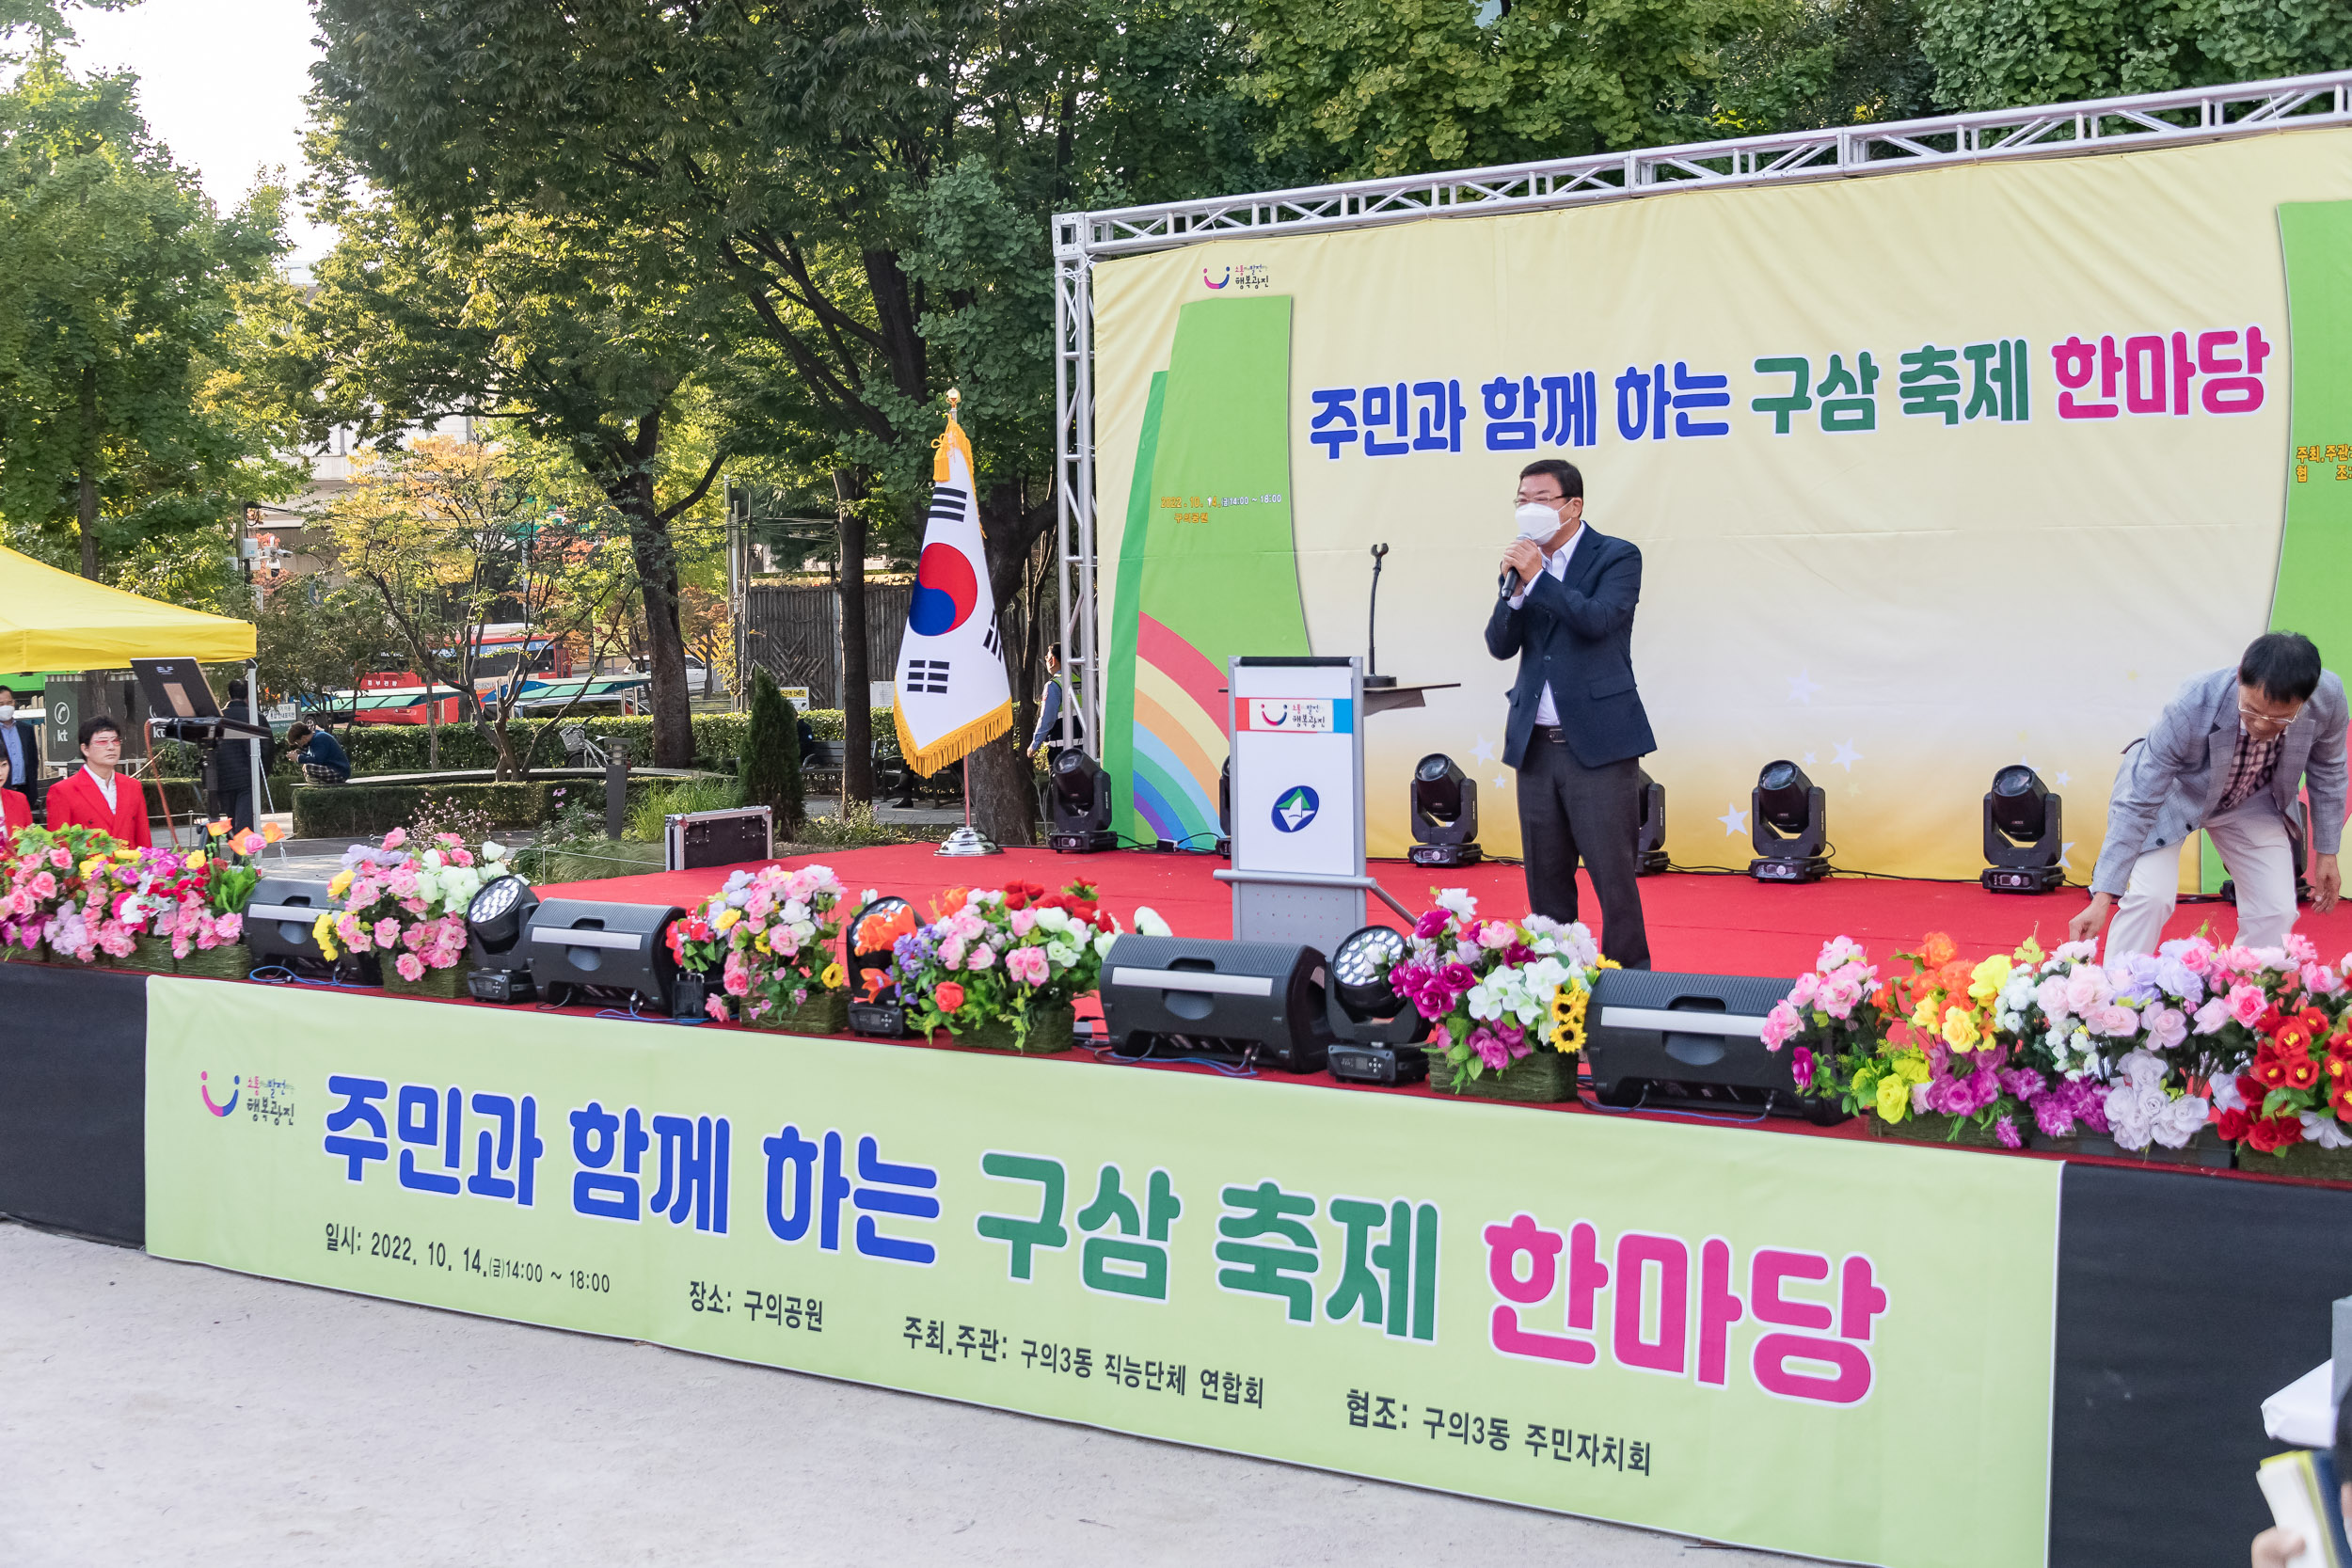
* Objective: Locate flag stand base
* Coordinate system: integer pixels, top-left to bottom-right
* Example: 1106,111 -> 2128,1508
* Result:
936,825 -> 1002,857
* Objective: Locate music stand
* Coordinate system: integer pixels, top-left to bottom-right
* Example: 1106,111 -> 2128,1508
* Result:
131,658 -> 272,847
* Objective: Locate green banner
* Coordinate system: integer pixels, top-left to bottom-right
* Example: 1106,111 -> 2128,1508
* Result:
147,978 -> 2058,1566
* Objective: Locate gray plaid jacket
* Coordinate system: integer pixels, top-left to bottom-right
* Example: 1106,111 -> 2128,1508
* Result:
2091,667 -> 2347,895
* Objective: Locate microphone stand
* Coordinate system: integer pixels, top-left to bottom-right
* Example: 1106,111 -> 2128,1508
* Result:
1365,543 -> 1395,689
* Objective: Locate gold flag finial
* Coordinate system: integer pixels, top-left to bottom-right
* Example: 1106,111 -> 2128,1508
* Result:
946,388 -> 961,409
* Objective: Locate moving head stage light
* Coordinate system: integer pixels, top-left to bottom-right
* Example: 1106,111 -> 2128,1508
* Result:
1583,969 -> 1846,1123
1046,750 -> 1116,853
527,898 -> 683,1013
1749,759 -> 1829,883
465,873 -> 541,1003
1981,765 -> 2066,894
1407,753 -> 1482,868
1325,925 -> 1430,1084
1637,768 -> 1668,876
1099,935 -> 1334,1073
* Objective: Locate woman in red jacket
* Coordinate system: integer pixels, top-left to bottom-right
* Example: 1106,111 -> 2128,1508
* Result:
0,741 -> 28,832
43,716 -> 150,848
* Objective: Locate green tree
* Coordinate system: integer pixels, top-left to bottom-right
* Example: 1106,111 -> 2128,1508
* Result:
739,667 -> 804,836
284,198 -> 732,768
1713,0 -> 1935,133
1918,0 -> 2352,108
310,0 -> 1277,841
0,55 -> 296,579
253,581 -> 398,713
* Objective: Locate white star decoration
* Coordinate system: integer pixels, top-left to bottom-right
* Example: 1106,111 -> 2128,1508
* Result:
1802,752 -> 1818,767
2059,841 -> 2075,869
1472,735 -> 1495,765
1494,774 -> 1508,790
1832,739 -> 1862,772
1719,802 -> 1749,836
1788,670 -> 1820,705
2056,770 -> 2071,787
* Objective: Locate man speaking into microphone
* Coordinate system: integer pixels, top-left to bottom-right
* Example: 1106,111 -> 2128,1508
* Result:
1486,459 -> 1654,968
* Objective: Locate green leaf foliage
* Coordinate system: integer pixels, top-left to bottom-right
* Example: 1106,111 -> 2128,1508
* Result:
739,667 -> 805,834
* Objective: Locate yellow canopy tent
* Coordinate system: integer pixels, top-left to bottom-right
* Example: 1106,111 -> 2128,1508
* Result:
0,545 -> 256,669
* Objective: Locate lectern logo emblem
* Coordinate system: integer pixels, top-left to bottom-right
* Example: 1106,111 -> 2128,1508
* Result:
1271,785 -> 1320,832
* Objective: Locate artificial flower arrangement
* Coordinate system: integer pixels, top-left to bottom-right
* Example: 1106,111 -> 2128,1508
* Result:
667,863 -> 853,1031
2191,934 -> 2352,1163
1,824 -> 132,960
134,818 -> 288,973
313,825 -> 516,990
1761,934 -> 1894,1111
1380,889 -> 1606,1097
888,879 -> 1146,1053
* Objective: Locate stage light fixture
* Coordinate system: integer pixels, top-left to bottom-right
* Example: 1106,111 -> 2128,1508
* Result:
1407,752 -> 1483,868
1324,925 -> 1430,1084
1637,768 -> 1669,876
1980,765 -> 2067,895
1046,750 -> 1116,853
465,874 -> 541,1003
1749,759 -> 1829,882
526,898 -> 682,1012
847,895 -> 914,1037
1217,758 -> 1232,858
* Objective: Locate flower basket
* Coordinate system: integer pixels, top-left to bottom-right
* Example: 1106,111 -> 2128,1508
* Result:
2247,1140 -> 2352,1181
173,943 -> 252,982
943,1004 -> 1077,1055
382,962 -> 469,1000
2040,1131 -> 2233,1168
107,935 -> 180,975
748,990 -> 850,1037
1866,1112 -> 2023,1150
0,940 -> 45,963
1428,1048 -> 1578,1103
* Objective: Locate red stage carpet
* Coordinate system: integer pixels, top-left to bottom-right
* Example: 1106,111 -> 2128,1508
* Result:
539,846 -> 2352,974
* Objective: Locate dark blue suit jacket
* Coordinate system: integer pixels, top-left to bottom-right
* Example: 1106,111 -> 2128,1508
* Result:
1484,527 -> 1656,770
2,717 -> 40,806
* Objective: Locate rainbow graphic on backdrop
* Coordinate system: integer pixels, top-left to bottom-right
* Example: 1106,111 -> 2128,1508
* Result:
1104,296 -> 1311,846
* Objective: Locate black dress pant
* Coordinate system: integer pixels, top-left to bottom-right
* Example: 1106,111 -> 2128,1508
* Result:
1514,730 -> 1650,969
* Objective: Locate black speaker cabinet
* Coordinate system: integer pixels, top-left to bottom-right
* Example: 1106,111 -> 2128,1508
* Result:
526,898 -> 683,1012
244,877 -> 346,978
1583,969 -> 1843,1122
1099,935 -> 1333,1073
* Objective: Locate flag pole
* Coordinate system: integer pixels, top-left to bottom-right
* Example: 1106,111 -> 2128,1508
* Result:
931,389 -> 1003,858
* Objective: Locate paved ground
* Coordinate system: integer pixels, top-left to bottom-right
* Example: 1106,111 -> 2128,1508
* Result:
1,1222 -> 1790,1568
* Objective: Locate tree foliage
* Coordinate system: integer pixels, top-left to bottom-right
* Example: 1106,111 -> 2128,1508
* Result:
739,667 -> 804,835
0,55 -> 296,578
1917,0 -> 2352,109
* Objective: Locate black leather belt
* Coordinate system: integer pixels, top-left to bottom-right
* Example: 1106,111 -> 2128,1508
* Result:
1533,724 -> 1566,743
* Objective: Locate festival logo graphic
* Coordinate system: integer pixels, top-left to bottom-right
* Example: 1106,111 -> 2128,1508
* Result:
1202,266 -> 1231,291
199,1069 -> 240,1117
1272,785 -> 1320,832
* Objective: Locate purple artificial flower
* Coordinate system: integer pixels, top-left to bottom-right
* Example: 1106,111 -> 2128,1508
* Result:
1994,1116 -> 2022,1149
1413,909 -> 1450,940
1437,962 -> 1477,997
1791,1046 -> 1815,1090
1998,1068 -> 2042,1101
1469,1026 -> 1510,1070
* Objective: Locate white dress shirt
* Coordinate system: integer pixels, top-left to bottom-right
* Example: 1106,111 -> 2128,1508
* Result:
92,768 -> 117,812
1506,525 -> 1586,728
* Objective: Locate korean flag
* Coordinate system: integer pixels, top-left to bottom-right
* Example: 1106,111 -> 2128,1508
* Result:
893,394 -> 1013,775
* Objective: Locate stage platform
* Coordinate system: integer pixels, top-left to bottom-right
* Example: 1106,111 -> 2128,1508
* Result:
540,845 -> 2347,974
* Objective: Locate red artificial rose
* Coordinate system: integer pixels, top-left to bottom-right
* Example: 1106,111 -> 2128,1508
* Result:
2248,1114 -> 2305,1154
2297,1006 -> 2331,1037
2285,1047 -> 2323,1092
934,980 -> 966,1013
2333,1082 -> 2352,1121
2254,1043 -> 2291,1088
2240,1073 -> 2268,1106
2254,1004 -> 2287,1037
2216,1106 -> 2253,1142
2276,1021 -> 2315,1054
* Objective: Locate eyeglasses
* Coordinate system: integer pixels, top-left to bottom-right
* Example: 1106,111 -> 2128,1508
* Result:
2239,705 -> 2301,732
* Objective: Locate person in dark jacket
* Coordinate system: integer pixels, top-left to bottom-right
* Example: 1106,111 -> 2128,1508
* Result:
206,680 -> 273,832
285,721 -> 351,784
0,685 -> 42,816
1486,458 -> 1655,969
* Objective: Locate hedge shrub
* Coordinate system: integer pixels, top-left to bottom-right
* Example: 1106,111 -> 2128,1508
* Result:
329,712 -> 755,776
290,777 -> 675,841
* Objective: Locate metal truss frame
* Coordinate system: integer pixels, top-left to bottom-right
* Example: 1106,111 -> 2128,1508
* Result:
1049,71 -> 2352,755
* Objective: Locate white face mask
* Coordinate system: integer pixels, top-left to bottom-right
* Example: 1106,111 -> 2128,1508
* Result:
1515,502 -> 1563,542
0,705 -> 14,722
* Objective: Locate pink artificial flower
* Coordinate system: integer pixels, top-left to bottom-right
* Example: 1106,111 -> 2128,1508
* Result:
1005,945 -> 1049,986
1761,1000 -> 1800,1052
1791,1045 -> 1815,1090
1009,908 -> 1038,938
1819,974 -> 1864,1020
723,964 -> 751,997
2090,1003 -> 2139,1038
2192,998 -> 2230,1035
2228,983 -> 2265,1027
393,953 -> 425,982
2142,1006 -> 2187,1052
2063,967 -> 2106,1014
382,827 -> 408,849
2176,942 -> 2215,974
2035,975 -> 2073,1021
938,936 -> 966,970
27,871 -> 55,900
48,848 -> 69,868
374,918 -> 402,948
2288,932 -> 2320,965
705,994 -> 729,1022
2302,963 -> 2344,998
1469,1026 -> 1510,1070
966,943 -> 996,971
1476,922 -> 1517,951
450,848 -> 474,867
1788,973 -> 1820,1008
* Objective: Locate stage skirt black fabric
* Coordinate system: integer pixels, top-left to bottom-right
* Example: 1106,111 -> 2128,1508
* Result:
0,963 -> 147,1243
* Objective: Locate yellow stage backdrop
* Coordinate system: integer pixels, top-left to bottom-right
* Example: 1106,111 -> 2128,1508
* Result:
1093,129 -> 2352,881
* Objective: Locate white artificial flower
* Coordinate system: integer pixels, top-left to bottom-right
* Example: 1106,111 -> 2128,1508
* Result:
1093,930 -> 1117,958
482,841 -> 508,862
421,849 -> 444,871
784,899 -> 810,924
2301,1112 -> 2352,1150
1434,888 -> 1478,923
1046,940 -> 1079,968
1034,907 -> 1073,934
862,888 -> 880,906
2150,1094 -> 2211,1149
1133,907 -> 1172,938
